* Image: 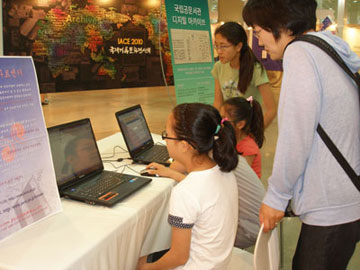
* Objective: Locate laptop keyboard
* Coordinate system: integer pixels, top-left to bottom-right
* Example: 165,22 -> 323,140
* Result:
139,145 -> 169,162
79,172 -> 134,198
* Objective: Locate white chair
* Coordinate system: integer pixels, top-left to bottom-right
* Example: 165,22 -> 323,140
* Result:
227,224 -> 280,270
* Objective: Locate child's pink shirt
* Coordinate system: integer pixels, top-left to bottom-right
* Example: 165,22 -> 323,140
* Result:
236,135 -> 261,178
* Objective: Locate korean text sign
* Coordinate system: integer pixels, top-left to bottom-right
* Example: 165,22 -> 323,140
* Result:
165,0 -> 215,104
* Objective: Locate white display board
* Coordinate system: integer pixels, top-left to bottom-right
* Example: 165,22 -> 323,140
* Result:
0,56 -> 62,242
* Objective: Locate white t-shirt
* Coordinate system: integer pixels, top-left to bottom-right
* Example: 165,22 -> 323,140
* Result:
168,165 -> 238,270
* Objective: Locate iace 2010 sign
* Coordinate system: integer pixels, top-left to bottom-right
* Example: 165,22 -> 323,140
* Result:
117,38 -> 144,45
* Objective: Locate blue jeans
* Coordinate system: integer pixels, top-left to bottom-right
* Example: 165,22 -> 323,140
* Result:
292,219 -> 360,270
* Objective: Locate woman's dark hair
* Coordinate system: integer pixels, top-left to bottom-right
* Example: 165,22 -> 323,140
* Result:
223,97 -> 264,148
243,0 -> 317,40
215,22 -> 264,94
172,103 -> 238,172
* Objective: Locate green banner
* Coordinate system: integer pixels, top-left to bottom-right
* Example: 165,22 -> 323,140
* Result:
165,0 -> 214,104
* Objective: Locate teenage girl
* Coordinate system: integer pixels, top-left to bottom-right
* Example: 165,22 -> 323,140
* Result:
137,103 -> 239,270
212,21 -> 276,128
221,96 -> 264,179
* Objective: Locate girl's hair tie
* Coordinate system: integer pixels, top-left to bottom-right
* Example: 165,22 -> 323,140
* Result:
214,124 -> 221,140
214,124 -> 221,135
220,117 -> 228,125
214,118 -> 228,140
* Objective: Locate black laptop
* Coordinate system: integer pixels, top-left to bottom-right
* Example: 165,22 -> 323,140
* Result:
115,105 -> 170,166
47,118 -> 152,207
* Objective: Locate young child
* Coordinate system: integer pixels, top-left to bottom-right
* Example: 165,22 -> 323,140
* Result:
221,96 -> 264,178
137,103 -> 239,270
146,103 -> 266,250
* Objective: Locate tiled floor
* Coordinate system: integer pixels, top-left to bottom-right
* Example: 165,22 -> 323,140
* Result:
42,85 -> 359,269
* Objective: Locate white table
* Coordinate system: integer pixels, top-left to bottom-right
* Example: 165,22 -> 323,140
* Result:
0,133 -> 175,270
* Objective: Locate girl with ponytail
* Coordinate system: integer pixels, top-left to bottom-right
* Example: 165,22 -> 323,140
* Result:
221,96 -> 264,178
137,103 -> 239,270
212,21 -> 276,128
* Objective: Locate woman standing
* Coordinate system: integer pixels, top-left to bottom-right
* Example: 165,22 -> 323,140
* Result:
243,0 -> 360,269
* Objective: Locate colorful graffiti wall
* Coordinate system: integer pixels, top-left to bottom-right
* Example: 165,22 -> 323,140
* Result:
2,0 -> 173,92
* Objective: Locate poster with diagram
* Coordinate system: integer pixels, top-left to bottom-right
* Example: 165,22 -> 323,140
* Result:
170,29 -> 212,64
0,56 -> 62,242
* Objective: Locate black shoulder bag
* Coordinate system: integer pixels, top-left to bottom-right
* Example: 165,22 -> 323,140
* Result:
290,34 -> 360,192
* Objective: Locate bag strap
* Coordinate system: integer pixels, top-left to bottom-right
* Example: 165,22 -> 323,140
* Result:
290,34 -> 360,192
291,35 -> 360,90
317,124 -> 360,191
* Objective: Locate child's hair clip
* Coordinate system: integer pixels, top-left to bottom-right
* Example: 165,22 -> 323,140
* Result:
214,124 -> 221,140
246,96 -> 253,104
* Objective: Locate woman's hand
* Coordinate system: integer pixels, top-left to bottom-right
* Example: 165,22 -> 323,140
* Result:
259,203 -> 284,233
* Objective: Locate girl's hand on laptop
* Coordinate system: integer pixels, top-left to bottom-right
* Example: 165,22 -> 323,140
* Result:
146,163 -> 185,182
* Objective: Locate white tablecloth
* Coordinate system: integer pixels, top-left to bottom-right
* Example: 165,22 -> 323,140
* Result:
0,133 -> 175,270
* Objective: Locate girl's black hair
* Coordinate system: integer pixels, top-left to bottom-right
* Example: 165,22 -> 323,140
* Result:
243,0 -> 317,40
223,97 -> 264,148
172,103 -> 238,172
215,22 -> 265,94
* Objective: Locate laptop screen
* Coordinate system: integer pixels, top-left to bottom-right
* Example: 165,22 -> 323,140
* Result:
47,119 -> 103,187
116,105 -> 153,153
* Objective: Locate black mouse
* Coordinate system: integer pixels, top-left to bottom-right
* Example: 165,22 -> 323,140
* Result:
140,168 -> 159,177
